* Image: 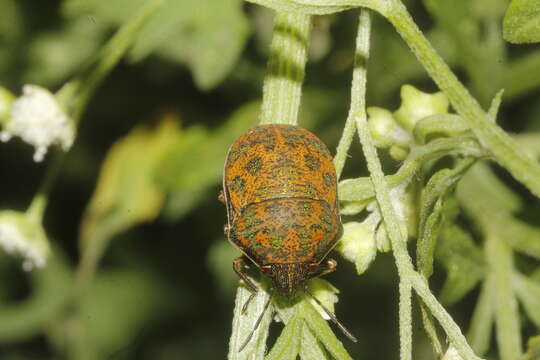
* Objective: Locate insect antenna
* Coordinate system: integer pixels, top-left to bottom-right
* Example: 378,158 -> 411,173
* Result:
304,287 -> 358,343
238,289 -> 274,352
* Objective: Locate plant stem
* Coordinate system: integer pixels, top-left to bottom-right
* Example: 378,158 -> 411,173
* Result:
26,0 -> 161,236
467,277 -> 494,357
355,105 -> 482,360
399,280 -> 412,360
385,0 -> 540,199
259,11 -> 311,126
26,153 -> 64,223
334,9 -> 371,179
486,235 -> 522,360
67,0 -> 162,123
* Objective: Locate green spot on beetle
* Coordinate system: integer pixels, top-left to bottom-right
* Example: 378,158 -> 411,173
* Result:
304,153 -> 321,171
245,156 -> 262,175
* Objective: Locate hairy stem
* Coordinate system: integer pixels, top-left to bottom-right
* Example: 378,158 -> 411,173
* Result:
355,108 -> 482,360
399,280 -> 413,360
259,11 -> 311,126
334,9 -> 371,178
486,235 -> 522,360
385,0 -> 540,199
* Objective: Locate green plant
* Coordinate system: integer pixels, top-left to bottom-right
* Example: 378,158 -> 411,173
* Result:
1,0 -> 540,359
228,1 -> 540,359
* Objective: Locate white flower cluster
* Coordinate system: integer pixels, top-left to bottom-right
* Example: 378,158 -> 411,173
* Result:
0,85 -> 74,162
0,211 -> 49,271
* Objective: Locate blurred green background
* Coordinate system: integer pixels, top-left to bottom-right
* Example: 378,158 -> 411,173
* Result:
0,0 -> 539,359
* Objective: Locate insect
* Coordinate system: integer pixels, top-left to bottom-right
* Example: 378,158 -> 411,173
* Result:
220,124 -> 356,350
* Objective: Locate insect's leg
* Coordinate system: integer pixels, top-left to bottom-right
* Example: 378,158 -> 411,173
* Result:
233,256 -> 258,313
218,189 -> 225,204
312,258 -> 337,277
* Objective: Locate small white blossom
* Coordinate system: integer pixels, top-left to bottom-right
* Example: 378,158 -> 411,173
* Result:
0,211 -> 50,271
337,212 -> 380,274
442,346 -> 463,360
367,107 -> 411,148
308,279 -> 339,320
394,84 -> 449,132
0,85 -> 74,162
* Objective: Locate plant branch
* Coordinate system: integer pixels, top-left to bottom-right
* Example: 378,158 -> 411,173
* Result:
384,0 -> 540,199
486,235 -> 522,360
338,136 -> 486,202
26,153 -> 64,223
355,101 -> 483,360
244,0 -> 388,16
259,11 -> 311,126
399,280 -> 412,360
334,9 -> 371,179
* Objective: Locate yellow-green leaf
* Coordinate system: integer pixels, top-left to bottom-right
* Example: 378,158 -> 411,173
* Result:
504,0 -> 540,44
79,116 -> 180,252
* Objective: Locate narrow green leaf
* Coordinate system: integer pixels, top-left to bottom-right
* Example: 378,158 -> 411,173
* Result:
301,299 -> 353,360
420,305 -> 443,356
487,235 -> 522,360
229,280 -> 272,360
467,277 -> 495,356
437,226 -> 485,305
417,159 -> 475,279
503,0 -> 540,43
264,315 -> 303,360
272,290 -> 331,359
413,114 -> 469,144
299,325 -> 329,360
514,272 -> 540,327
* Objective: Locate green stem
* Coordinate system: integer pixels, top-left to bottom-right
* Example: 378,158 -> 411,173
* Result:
65,0 -> 162,123
244,0 -> 388,16
334,9 -> 371,179
486,235 -> 522,360
467,277 -> 494,357
24,0 -> 161,269
355,111 -> 482,360
385,0 -> 540,199
259,11 -> 311,126
399,280 -> 412,360
338,136 -> 486,202
26,153 -> 64,223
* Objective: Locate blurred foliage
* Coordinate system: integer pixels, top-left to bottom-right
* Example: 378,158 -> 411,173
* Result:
503,0 -> 540,44
0,0 -> 540,359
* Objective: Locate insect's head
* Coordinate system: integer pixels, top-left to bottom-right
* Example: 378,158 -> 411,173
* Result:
261,263 -> 318,298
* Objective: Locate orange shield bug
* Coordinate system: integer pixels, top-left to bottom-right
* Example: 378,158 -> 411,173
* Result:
221,124 -> 356,349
